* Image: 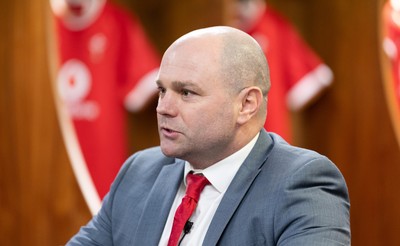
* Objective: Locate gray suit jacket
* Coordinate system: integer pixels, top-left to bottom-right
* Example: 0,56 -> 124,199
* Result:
68,130 -> 350,245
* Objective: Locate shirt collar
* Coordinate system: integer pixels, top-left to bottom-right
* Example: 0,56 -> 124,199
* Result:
184,133 -> 260,193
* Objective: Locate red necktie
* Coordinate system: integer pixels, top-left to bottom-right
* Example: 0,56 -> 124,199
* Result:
167,173 -> 210,246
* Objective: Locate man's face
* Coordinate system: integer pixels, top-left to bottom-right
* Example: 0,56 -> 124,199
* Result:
156,39 -> 240,167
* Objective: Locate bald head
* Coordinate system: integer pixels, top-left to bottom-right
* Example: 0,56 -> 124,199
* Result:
164,26 -> 270,120
168,26 -> 270,96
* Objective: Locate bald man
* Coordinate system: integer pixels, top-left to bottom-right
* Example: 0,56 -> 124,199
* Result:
68,26 -> 350,246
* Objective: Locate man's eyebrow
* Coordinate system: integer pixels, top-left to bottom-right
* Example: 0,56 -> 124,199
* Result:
156,80 -> 163,87
156,80 -> 201,90
171,81 -> 199,89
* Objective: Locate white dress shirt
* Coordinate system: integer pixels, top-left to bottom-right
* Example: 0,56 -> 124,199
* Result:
158,133 -> 260,245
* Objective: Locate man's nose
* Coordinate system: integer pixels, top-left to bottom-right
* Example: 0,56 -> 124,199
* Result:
156,91 -> 178,117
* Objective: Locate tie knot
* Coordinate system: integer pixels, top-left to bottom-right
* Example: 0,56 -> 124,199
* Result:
185,173 -> 210,202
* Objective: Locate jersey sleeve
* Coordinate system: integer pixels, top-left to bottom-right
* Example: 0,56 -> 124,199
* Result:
115,6 -> 160,111
281,17 -> 333,111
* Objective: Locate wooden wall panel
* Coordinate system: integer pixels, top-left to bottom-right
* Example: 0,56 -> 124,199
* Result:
125,0 -> 224,53
267,0 -> 400,245
0,0 -> 91,245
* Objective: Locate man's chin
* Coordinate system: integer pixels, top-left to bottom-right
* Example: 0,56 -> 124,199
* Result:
160,145 -> 179,158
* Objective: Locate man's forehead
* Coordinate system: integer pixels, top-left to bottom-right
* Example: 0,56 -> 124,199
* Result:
157,59 -> 220,91
162,42 -> 220,72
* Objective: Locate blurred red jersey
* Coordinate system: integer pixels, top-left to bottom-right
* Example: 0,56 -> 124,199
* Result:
248,7 -> 333,142
54,2 -> 159,199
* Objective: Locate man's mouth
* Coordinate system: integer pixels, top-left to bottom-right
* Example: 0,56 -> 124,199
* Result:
160,126 -> 181,139
161,127 -> 175,133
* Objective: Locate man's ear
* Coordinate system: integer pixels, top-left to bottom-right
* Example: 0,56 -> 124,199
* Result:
237,86 -> 263,125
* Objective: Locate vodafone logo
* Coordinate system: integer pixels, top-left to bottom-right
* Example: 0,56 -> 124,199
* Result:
57,59 -> 100,120
58,59 -> 90,103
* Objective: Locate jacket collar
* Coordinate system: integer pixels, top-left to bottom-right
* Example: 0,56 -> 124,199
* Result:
203,129 -> 274,245
131,159 -> 185,245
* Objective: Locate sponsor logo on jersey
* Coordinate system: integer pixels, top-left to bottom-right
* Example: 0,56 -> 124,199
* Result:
57,59 -> 100,120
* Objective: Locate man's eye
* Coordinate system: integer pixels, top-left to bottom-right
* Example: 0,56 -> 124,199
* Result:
158,87 -> 166,95
181,89 -> 193,96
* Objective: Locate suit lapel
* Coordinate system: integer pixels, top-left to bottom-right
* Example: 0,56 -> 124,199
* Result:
203,130 -> 273,245
131,160 -> 185,245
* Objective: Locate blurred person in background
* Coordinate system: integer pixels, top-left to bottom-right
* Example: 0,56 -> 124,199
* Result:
51,0 -> 160,199
226,0 -> 334,143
